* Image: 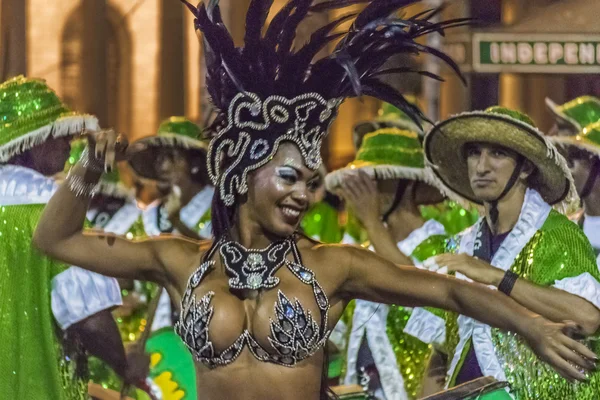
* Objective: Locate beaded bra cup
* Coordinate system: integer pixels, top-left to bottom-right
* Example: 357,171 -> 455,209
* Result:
175,237 -> 331,368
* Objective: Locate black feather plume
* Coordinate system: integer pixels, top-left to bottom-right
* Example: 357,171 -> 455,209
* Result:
178,0 -> 470,129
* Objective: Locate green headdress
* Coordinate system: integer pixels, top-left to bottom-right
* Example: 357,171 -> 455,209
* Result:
0,75 -> 98,162
128,116 -> 208,180
546,96 -> 600,134
66,138 -> 134,199
425,106 -> 578,213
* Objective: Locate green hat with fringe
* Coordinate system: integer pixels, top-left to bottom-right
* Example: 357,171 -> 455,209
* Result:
353,102 -> 424,150
326,126 -> 445,194
0,75 -> 98,162
128,116 -> 207,180
545,96 -> 600,134
66,138 -> 134,199
424,106 -> 578,212
552,121 -> 600,157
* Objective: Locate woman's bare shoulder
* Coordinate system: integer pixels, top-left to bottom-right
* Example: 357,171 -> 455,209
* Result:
296,236 -> 369,268
151,235 -> 214,281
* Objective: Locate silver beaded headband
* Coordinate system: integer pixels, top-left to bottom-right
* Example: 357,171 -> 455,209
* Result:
208,91 -> 343,206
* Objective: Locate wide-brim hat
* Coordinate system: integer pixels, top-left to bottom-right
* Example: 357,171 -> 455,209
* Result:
64,138 -> 134,200
326,126 -> 461,204
128,116 -> 208,180
545,96 -> 600,134
0,76 -> 98,162
352,102 -> 425,150
551,121 -> 600,157
424,106 -> 578,212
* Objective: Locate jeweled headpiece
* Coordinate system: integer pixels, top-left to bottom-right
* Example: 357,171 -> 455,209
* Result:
180,0 -> 469,206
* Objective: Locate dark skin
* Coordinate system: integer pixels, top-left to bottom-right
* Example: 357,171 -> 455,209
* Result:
564,147 -> 600,216
337,172 -> 445,265
153,147 -> 208,240
2,136 -> 148,387
34,131 -> 598,400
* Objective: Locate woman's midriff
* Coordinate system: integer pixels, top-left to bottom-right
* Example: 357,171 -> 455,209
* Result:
194,349 -> 324,400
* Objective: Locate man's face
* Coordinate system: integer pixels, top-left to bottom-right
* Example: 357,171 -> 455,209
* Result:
30,136 -> 72,176
465,142 -> 521,202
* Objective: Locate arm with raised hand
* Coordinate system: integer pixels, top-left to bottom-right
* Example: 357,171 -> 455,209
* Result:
330,245 -> 597,382
33,130 -> 173,283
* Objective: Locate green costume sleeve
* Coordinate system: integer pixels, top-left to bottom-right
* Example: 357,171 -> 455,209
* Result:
492,210 -> 600,400
520,210 -> 600,285
0,204 -> 86,400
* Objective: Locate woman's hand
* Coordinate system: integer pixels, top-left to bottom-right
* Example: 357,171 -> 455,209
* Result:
337,170 -> 381,228
84,129 -> 133,172
524,317 -> 598,382
424,253 -> 504,286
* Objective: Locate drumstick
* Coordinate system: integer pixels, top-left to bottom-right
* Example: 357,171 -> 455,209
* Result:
120,286 -> 164,400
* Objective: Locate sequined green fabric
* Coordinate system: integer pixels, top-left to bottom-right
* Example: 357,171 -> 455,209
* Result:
386,305 -> 433,399
490,210 -> 600,399
301,202 -> 343,244
554,96 -> 600,131
0,204 -> 86,399
158,116 -> 202,140
420,201 -> 479,236
0,76 -> 92,162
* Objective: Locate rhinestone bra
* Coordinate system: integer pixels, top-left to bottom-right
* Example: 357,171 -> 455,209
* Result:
175,237 -> 331,368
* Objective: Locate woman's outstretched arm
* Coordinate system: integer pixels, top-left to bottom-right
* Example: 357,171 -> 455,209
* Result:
34,130 -> 182,282
331,245 -> 597,381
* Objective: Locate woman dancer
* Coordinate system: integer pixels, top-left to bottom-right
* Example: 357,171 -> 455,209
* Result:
35,2 -> 596,399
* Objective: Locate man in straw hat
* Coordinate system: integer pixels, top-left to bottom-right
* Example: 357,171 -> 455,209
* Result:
406,106 -> 600,399
325,105 -> 477,400
546,96 -> 600,257
0,76 -> 148,398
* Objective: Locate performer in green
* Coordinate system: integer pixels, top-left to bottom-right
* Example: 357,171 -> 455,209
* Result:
408,106 -> 600,399
326,107 -> 477,400
0,76 -> 146,399
546,96 -> 600,257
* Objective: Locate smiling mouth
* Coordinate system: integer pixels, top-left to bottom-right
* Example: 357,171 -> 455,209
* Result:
278,205 -> 305,225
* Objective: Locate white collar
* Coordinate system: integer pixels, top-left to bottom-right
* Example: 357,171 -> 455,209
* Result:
0,165 -> 57,206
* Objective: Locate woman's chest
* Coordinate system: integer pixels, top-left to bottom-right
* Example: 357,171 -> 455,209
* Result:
176,259 -> 332,367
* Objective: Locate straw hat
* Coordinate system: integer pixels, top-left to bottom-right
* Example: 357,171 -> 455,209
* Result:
424,106 -> 578,211
128,116 -> 207,181
0,75 -> 98,162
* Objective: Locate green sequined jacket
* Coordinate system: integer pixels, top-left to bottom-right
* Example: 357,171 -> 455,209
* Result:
0,166 -> 87,400
340,201 -> 478,400
405,189 -> 600,399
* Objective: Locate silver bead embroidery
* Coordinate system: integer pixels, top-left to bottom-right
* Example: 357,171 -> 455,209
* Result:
207,91 -> 343,206
175,238 -> 331,368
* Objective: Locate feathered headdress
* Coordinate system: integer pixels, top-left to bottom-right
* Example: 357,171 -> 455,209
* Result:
179,0 -> 469,206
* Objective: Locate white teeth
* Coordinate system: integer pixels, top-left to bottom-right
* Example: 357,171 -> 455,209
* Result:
282,207 -> 300,218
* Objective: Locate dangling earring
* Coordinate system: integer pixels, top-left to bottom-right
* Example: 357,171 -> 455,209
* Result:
191,166 -> 200,175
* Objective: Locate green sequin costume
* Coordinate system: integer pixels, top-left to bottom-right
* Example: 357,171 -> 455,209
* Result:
406,189 -> 600,399
0,167 -> 87,400
341,201 -> 477,400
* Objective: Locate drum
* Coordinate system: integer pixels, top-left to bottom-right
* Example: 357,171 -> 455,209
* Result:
144,327 -> 198,400
420,377 -> 512,400
331,384 -> 369,400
